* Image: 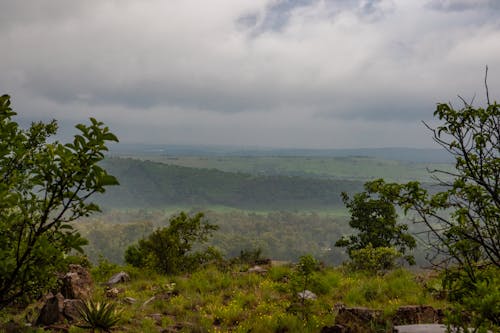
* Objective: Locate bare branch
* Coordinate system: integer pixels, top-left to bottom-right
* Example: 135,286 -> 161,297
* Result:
485,65 -> 490,106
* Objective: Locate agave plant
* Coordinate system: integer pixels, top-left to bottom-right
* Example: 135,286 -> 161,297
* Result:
77,299 -> 122,332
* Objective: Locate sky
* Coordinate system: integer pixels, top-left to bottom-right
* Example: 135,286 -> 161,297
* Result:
1,0 -> 499,149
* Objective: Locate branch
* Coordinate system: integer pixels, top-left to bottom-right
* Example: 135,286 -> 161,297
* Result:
485,65 -> 490,106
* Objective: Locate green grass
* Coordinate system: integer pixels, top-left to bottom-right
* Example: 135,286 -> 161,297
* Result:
0,262 -> 450,332
74,264 -> 446,332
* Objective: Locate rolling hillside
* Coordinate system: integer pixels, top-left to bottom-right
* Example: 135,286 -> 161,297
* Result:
96,157 -> 364,210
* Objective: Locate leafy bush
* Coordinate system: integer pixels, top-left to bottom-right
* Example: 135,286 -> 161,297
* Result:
347,244 -> 402,273
125,212 -> 218,274
233,247 -> 263,265
443,267 -> 500,331
90,256 -> 121,283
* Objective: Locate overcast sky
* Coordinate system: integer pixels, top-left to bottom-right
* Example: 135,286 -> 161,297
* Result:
1,0 -> 499,148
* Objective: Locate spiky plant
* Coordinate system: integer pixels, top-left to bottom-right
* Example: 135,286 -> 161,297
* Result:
77,299 -> 122,332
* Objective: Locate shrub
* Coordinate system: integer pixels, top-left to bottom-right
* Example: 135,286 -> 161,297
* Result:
77,300 -> 122,332
125,212 -> 218,274
348,244 -> 402,273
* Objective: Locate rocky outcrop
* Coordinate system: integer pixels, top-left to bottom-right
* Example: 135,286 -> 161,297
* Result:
321,304 -> 445,333
35,293 -> 65,326
297,290 -> 317,301
334,306 -> 384,332
35,265 -> 93,327
392,305 -> 444,325
62,299 -> 84,322
60,264 -> 93,300
248,265 -> 267,274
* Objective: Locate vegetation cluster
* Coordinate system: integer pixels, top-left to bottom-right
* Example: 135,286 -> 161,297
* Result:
1,79 -> 499,333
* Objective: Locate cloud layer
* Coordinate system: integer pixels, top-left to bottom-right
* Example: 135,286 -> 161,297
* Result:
1,0 -> 499,148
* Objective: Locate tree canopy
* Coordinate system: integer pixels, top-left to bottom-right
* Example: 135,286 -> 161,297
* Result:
125,212 -> 219,274
0,94 -> 118,308
335,185 -> 416,267
362,91 -> 499,328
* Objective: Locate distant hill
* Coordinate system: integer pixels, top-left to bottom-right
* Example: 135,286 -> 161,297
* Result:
96,157 -> 363,210
109,144 -> 453,163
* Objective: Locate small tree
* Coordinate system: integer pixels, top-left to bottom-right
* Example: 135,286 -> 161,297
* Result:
292,254 -> 320,322
367,98 -> 499,275
125,212 -> 219,274
0,95 -> 118,309
364,75 -> 499,329
335,187 -> 416,266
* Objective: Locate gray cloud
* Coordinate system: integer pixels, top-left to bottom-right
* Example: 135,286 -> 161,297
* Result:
426,0 -> 500,12
1,0 -> 499,148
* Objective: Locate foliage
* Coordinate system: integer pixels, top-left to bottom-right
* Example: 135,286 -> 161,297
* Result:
129,154 -> 454,183
296,255 -> 320,287
443,266 -> 500,331
78,209 -> 354,266
125,212 -> 219,274
366,100 -> 499,273
361,89 -> 499,330
77,300 -> 122,332
233,247 -> 263,265
90,256 -> 120,283
98,157 -> 363,209
291,255 -> 320,321
0,95 -> 118,309
335,186 -> 416,266
347,244 -> 402,273
82,220 -> 154,265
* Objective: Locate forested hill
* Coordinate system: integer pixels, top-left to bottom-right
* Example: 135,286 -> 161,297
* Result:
96,157 -> 363,210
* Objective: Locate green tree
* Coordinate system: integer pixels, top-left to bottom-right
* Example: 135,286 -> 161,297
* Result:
335,187 -> 416,266
0,95 -> 118,309
367,98 -> 499,274
125,212 -> 219,274
364,84 -> 499,328
294,254 -> 320,322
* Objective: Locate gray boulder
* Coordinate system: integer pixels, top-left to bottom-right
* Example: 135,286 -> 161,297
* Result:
106,271 -> 130,285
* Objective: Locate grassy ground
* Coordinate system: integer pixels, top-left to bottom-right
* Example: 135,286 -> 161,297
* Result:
40,263 -> 446,333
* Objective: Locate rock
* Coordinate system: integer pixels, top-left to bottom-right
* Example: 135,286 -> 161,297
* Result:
148,313 -> 162,325
393,324 -> 448,333
62,299 -> 83,322
320,325 -> 346,333
106,271 -> 130,285
248,265 -> 267,274
393,305 -> 444,325
297,290 -> 317,300
60,264 -> 93,300
334,302 -> 346,311
123,297 -> 137,304
105,287 -> 121,298
334,306 -> 383,332
35,292 -> 65,326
